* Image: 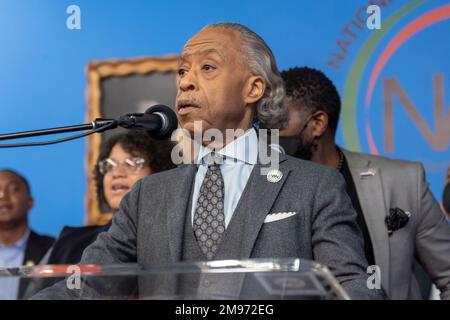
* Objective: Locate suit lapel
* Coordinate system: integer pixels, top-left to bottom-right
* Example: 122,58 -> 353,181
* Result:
224,154 -> 290,259
343,149 -> 390,292
19,231 -> 45,299
22,231 -> 41,266
210,154 -> 290,297
165,164 -> 197,262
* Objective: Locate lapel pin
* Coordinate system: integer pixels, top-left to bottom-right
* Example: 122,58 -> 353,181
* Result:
267,169 -> 283,183
25,260 -> 35,267
360,168 -> 376,178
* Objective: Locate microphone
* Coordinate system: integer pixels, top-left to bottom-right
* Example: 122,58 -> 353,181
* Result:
0,104 -> 178,147
117,104 -> 178,140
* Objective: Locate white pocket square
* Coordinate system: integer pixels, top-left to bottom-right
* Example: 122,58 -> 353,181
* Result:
264,211 -> 297,223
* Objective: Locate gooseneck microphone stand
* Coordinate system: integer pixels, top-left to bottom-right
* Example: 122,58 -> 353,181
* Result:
0,105 -> 174,148
0,119 -> 116,141
0,118 -> 118,148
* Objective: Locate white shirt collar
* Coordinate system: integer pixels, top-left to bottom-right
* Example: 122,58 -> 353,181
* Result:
195,128 -> 258,165
0,229 -> 30,249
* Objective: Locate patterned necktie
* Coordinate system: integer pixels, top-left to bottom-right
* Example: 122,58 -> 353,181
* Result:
193,153 -> 225,260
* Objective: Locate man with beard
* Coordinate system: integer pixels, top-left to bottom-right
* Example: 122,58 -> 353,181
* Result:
279,66 -> 450,300
32,24 -> 382,300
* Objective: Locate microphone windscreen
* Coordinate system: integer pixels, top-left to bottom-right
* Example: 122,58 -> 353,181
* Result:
144,105 -> 178,140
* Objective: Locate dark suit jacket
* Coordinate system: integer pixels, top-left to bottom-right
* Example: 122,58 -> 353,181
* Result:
32,153 -> 384,299
47,223 -> 111,265
443,183 -> 450,214
343,150 -> 450,300
20,223 -> 111,299
18,230 -> 54,299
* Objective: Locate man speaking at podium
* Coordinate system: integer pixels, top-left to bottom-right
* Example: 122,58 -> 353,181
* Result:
33,23 -> 383,299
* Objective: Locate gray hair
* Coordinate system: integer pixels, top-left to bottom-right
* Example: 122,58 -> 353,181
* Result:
204,22 -> 288,129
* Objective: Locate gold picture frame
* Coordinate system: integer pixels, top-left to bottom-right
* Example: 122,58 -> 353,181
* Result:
85,55 -> 179,225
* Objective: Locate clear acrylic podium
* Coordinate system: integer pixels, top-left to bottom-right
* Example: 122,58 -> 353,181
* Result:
1,258 -> 350,300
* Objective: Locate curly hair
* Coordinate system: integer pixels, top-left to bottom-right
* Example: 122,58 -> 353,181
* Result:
93,131 -> 176,212
281,67 -> 341,136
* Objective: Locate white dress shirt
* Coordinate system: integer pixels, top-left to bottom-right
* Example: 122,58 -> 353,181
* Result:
0,229 -> 30,300
191,128 -> 258,227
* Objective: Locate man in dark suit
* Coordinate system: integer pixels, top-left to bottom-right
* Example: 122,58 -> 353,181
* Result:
279,67 -> 450,299
0,169 -> 54,299
32,23 -> 383,300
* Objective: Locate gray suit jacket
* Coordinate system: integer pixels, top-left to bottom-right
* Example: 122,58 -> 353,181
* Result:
343,149 -> 450,300
33,153 -> 383,299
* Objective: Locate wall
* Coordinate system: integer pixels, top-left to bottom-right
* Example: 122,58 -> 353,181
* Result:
0,0 -> 448,236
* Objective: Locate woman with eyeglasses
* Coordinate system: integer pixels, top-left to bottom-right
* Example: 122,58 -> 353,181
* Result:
95,132 -> 175,213
23,131 -> 175,298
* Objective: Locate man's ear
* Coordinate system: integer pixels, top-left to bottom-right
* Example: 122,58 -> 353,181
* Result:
243,75 -> 265,105
310,111 -> 329,138
26,196 -> 34,211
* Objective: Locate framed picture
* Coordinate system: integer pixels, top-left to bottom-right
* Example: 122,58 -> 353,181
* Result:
85,55 -> 179,225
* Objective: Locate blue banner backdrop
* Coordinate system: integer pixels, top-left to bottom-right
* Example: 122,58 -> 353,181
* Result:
0,0 -> 448,236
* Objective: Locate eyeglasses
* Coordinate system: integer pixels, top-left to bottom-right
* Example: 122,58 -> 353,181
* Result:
98,157 -> 146,175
